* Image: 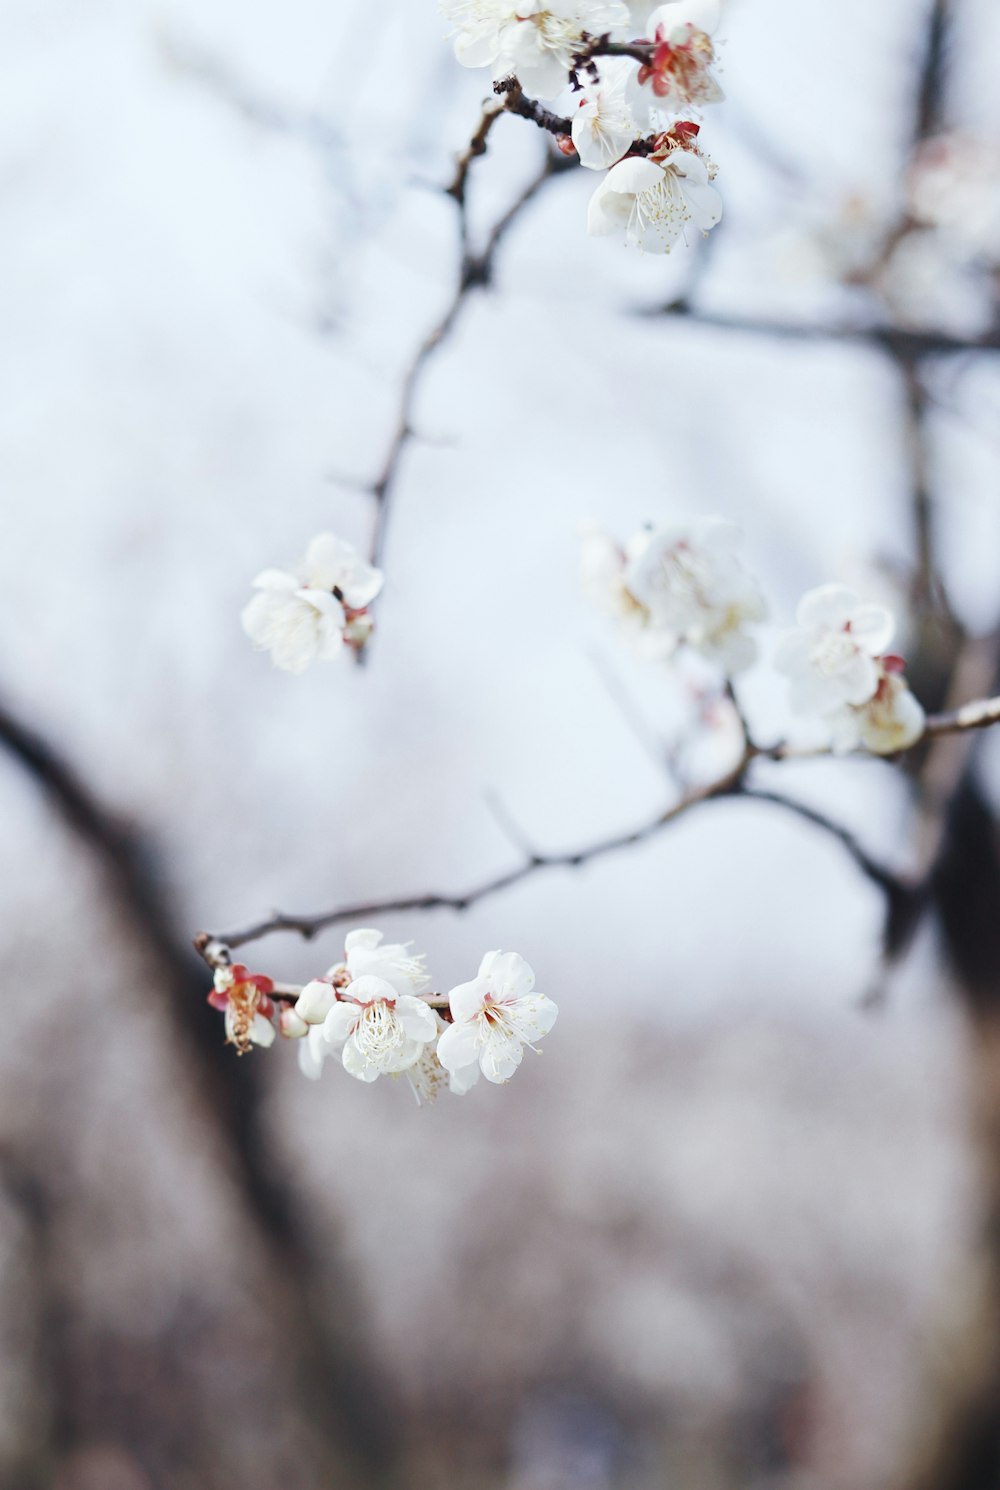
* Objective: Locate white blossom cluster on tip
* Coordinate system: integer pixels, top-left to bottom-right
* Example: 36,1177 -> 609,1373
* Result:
207,930 -> 558,1104
581,516 -> 767,674
441,0 -> 725,253
241,533 -> 384,673
774,584 -> 926,755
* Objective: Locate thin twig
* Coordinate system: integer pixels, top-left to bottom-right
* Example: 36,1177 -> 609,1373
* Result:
367,146 -> 570,572
198,672 -> 1000,959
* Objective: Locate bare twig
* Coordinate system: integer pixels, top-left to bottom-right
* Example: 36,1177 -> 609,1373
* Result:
198,670 -> 1000,960
201,749 -> 754,953
736,785 -> 904,896
367,145 -> 571,572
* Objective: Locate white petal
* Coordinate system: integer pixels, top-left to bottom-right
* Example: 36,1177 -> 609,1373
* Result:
479,1030 -> 525,1084
796,584 -> 860,631
296,978 -> 336,1025
508,993 -> 558,1041
323,1000 -> 359,1045
250,1012 -> 276,1048
298,1027 -> 330,1080
481,950 -> 535,1001
849,603 -> 895,656
840,651 -> 880,707
448,976 -> 487,1023
344,928 -> 383,953
436,1019 -> 482,1073
346,974 -> 399,1004
250,568 -> 298,592
342,1036 -> 381,1083
449,1061 -> 482,1096
395,996 -> 438,1044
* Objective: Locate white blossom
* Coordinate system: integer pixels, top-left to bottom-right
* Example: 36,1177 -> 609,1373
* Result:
828,668 -> 927,756
774,584 -> 895,717
440,0 -> 513,69
406,1014 -> 481,1104
279,1006 -> 308,1040
571,59 -> 641,170
241,533 -> 383,673
295,976 -> 338,1026
443,0 -> 631,98
623,517 -> 766,673
630,0 -> 723,114
587,149 -> 722,252
209,964 -> 276,1053
339,927 -> 431,995
322,974 -> 439,1083
437,951 -> 557,1084
857,671 -> 926,755
579,523 -> 663,653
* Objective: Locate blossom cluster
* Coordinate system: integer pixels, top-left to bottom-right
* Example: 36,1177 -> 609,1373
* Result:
442,0 -> 725,252
774,584 -> 925,754
242,533 -> 383,672
783,130 -> 1000,339
583,519 -> 927,754
581,516 -> 767,672
208,930 -> 558,1103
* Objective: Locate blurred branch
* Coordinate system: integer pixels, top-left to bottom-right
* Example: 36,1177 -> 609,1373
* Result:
0,695 -> 398,1486
650,301 -> 1000,357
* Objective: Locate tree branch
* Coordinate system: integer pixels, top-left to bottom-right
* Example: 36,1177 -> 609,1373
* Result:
366,141 -> 571,573
651,301 -> 1000,358
0,694 -> 399,1484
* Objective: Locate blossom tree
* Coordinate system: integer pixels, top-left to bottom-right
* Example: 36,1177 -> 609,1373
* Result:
5,0 -> 1000,1485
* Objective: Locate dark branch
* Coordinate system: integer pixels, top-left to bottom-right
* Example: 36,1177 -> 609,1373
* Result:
366,142 -> 570,572
651,300 -> 1000,358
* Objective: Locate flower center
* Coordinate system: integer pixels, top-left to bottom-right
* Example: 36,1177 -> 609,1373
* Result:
811,631 -> 859,676
354,999 -> 405,1061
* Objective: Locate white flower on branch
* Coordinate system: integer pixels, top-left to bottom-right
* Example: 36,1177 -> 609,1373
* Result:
828,665 -> 927,756
775,585 -> 926,754
631,0 -> 723,113
580,523 -> 667,656
338,927 -> 431,995
442,0 -> 630,99
572,59 -> 641,171
405,1014 -> 481,1104
607,516 -> 766,673
437,951 -> 558,1084
322,974 -> 439,1083
774,585 -> 895,717
587,145 -> 722,253
241,533 -> 383,673
207,964 -> 276,1055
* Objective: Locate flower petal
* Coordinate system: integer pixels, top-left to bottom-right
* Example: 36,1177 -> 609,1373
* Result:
342,1037 -> 381,1083
796,584 -> 860,631
323,1000 -> 359,1045
436,1019 -> 482,1073
395,996 -> 438,1044
296,978 -> 335,1025
448,977 -> 487,1023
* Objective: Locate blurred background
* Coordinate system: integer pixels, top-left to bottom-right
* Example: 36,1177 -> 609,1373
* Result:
3,0 -> 1000,1485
